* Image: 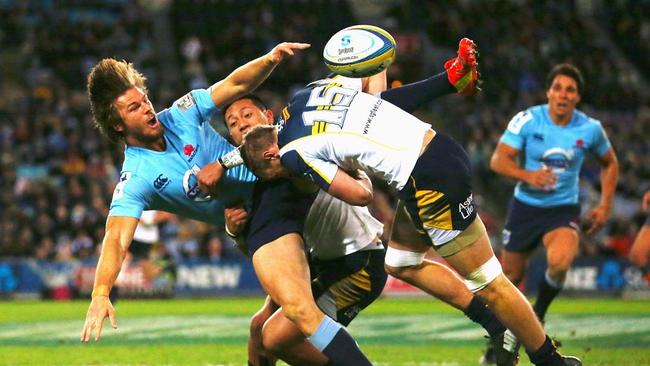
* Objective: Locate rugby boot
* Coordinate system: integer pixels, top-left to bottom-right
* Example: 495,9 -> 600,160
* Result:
496,329 -> 521,366
480,332 -> 519,366
444,37 -> 481,96
560,356 -> 582,366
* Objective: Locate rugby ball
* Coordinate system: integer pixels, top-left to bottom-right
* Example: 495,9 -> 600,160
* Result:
323,25 -> 396,78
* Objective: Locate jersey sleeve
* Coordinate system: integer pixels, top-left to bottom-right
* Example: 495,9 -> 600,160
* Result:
168,88 -> 218,126
280,148 -> 339,192
590,120 -> 612,157
245,180 -> 313,257
500,110 -> 533,149
108,172 -> 153,219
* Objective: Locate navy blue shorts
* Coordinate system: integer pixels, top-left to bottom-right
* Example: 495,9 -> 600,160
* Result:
245,179 -> 316,257
502,198 -> 580,253
398,133 -> 476,246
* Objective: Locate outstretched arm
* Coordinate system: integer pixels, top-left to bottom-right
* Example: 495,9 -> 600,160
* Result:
210,42 -> 310,108
81,216 -> 139,342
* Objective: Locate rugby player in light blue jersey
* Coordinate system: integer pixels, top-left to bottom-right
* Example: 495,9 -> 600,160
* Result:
490,63 -> 618,360
79,42 -> 310,343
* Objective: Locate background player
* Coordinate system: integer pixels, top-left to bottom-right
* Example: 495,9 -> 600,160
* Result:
489,63 -> 618,356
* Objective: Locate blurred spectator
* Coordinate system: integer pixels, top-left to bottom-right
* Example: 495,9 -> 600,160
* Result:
0,0 -> 647,265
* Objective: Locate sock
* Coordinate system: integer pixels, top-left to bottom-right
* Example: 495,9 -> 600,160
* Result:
533,271 -> 563,321
526,335 -> 563,365
464,296 -> 506,337
308,316 -> 372,366
379,71 -> 455,113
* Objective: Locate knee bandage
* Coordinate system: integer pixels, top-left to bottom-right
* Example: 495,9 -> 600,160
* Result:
385,247 -> 426,267
464,255 -> 502,292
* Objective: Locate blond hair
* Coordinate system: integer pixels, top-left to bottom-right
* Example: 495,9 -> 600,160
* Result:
87,59 -> 148,142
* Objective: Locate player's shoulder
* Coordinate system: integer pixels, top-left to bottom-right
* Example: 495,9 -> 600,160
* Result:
573,108 -> 603,128
505,105 -> 544,134
121,148 -> 166,184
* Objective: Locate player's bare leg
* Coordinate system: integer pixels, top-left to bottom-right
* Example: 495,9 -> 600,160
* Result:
444,233 -> 546,351
262,309 -> 328,366
501,250 -> 531,286
629,225 -> 650,269
248,296 -> 278,366
252,233 -> 372,366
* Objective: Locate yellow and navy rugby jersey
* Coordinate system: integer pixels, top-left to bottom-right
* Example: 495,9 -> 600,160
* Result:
277,76 -> 430,192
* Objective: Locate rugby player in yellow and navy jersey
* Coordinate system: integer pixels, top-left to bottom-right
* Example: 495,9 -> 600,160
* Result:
79,42 -> 310,344
241,64 -> 582,366
212,39 -> 517,366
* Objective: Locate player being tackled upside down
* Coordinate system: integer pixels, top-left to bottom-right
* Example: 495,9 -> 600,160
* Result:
239,44 -> 582,366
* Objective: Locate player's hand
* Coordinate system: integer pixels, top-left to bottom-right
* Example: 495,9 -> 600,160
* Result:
225,205 -> 249,237
642,191 -> 650,211
80,295 -> 117,343
266,42 -> 311,64
585,204 -> 610,235
525,166 -> 556,190
197,161 -> 225,197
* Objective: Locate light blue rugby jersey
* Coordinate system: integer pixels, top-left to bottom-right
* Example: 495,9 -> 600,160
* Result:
108,88 -> 257,225
500,104 -> 611,207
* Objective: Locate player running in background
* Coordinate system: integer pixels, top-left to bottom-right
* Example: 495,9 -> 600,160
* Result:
79,41 -> 310,342
240,66 -> 582,365
629,190 -> 650,278
489,63 -> 618,358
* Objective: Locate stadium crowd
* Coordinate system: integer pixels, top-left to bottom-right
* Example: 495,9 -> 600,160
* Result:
0,0 -> 648,268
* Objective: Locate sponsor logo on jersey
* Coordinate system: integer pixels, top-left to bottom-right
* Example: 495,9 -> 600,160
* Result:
176,93 -> 196,112
153,174 -> 170,191
458,193 -> 474,219
183,144 -> 195,156
533,133 -> 544,141
541,147 -> 574,173
183,165 -> 211,202
576,139 -> 585,148
183,144 -> 199,162
362,99 -> 382,134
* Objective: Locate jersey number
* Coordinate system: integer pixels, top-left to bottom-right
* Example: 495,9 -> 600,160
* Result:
301,83 -> 357,130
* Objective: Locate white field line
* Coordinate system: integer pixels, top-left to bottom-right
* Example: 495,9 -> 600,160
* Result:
1,314 -> 649,343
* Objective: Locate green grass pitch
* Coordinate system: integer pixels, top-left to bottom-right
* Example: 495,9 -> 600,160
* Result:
1,297 -> 649,365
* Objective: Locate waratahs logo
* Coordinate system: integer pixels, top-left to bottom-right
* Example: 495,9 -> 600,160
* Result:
183,165 -> 211,202
541,147 -> 574,173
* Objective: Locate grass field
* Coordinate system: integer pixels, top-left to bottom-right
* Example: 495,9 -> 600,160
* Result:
1,297 -> 649,365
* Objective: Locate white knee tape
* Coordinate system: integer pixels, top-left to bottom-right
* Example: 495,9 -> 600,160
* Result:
465,255 -> 503,293
385,247 -> 426,267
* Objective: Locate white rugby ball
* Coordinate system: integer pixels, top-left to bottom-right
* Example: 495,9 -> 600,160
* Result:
323,25 -> 396,78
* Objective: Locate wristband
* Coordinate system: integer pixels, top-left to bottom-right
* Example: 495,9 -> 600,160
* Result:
225,224 -> 239,238
218,147 -> 244,170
